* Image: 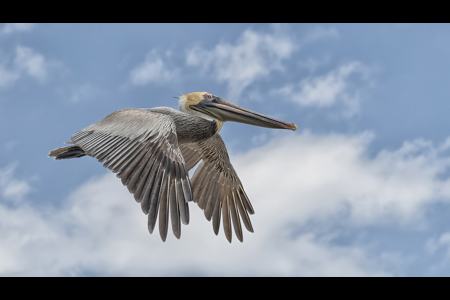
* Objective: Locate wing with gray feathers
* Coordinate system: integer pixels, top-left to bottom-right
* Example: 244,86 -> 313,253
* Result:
71,108 -> 192,241
190,134 -> 254,243
179,143 -> 202,171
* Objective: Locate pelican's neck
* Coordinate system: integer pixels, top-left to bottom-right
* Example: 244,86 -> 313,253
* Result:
178,95 -> 189,113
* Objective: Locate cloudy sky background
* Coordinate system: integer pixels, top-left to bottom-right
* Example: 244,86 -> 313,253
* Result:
1,23 -> 450,276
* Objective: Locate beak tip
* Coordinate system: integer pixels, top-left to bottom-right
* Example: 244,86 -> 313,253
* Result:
292,124 -> 297,131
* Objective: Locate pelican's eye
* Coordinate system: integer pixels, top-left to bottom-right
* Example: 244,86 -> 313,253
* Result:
205,94 -> 213,100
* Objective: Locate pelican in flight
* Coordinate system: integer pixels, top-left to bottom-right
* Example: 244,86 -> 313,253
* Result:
49,92 -> 296,242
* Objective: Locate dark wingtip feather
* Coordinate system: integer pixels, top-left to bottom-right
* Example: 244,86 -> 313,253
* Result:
48,145 -> 86,160
222,196 -> 232,243
169,170 -> 182,239
159,178 -> 170,242
147,157 -> 168,235
230,192 -> 243,243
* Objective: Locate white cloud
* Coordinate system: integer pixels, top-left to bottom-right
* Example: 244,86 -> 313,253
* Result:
186,26 -> 296,100
0,46 -> 59,89
0,170 -> 389,276
0,164 -> 30,203
237,133 -> 450,227
1,23 -> 35,35
4,132 -> 450,275
129,50 -> 179,86
275,62 -> 376,117
14,46 -> 47,81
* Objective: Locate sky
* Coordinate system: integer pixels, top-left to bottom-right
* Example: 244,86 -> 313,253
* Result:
1,23 -> 450,276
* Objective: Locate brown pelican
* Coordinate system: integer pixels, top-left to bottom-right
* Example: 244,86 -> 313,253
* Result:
49,92 -> 296,242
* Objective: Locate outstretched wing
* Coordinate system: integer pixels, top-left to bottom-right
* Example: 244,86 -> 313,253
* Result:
71,108 -> 192,241
190,134 -> 254,243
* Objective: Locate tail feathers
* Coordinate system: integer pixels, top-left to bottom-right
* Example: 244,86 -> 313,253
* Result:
49,145 -> 86,160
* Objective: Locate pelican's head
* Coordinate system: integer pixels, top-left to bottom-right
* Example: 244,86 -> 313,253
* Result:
178,92 -> 297,131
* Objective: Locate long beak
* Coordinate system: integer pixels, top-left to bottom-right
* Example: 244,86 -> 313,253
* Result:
190,98 -> 297,131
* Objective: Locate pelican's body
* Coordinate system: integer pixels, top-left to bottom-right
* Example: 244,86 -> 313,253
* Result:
49,92 -> 296,242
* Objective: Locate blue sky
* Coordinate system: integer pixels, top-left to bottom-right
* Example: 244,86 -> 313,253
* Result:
1,23 -> 450,276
